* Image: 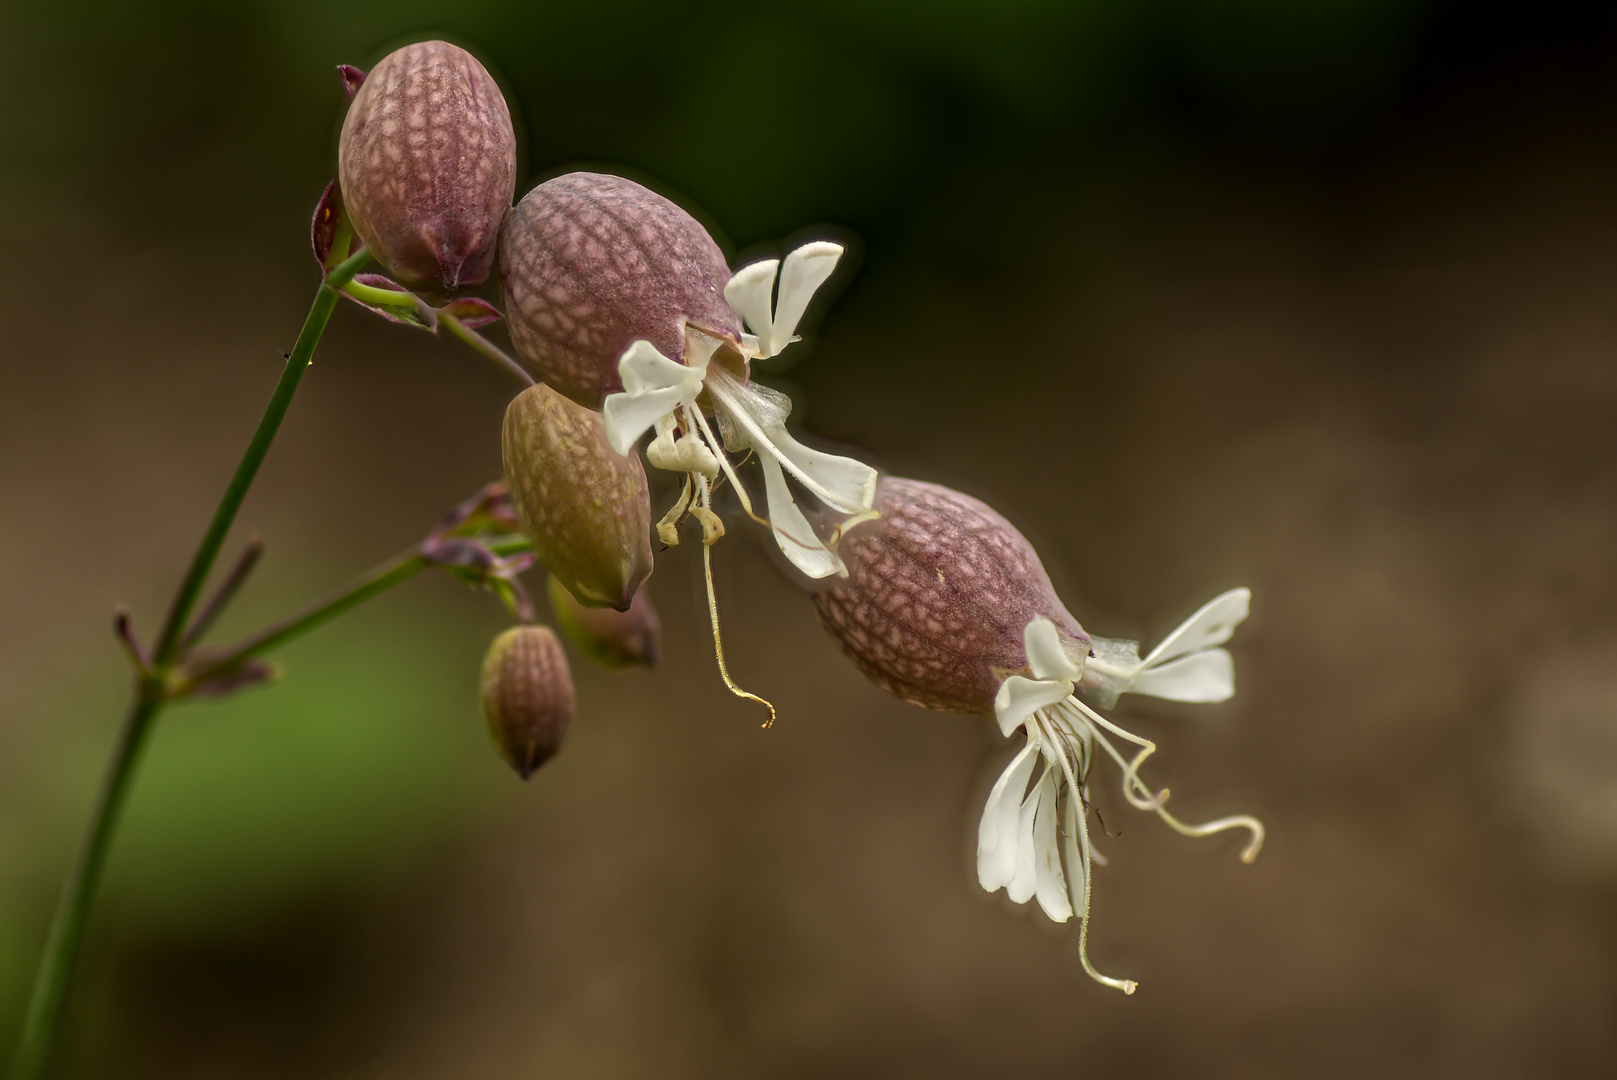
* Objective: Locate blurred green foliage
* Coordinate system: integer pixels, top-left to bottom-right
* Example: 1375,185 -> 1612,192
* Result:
0,585 -> 507,1020
0,0 -> 1444,259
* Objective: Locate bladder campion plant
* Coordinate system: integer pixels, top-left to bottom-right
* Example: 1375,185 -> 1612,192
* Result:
11,37 -> 1265,1079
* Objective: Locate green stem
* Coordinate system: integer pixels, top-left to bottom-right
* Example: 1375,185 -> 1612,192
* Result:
10,691 -> 163,1080
150,256 -> 367,669
185,533 -> 534,688
192,552 -> 429,681
441,314 -> 535,387
10,258 -> 368,1079
342,278 -> 418,308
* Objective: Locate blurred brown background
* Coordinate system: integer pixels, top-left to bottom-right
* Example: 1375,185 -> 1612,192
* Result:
4,1 -> 1617,1076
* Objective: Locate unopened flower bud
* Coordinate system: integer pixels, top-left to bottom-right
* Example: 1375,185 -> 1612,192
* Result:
548,574 -> 660,670
499,172 -> 743,408
503,383 -> 654,611
481,625 -> 574,779
813,478 -> 1089,715
338,40 -> 516,294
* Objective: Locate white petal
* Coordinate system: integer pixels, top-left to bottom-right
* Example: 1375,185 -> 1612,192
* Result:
705,374 -> 876,514
1006,785 -> 1040,905
1141,587 -> 1251,668
618,339 -> 702,397
762,242 -> 843,356
723,260 -> 779,344
1031,771 -> 1074,922
1130,648 -> 1235,703
977,741 -> 1040,893
1025,618 -> 1081,683
1062,792 -> 1087,914
760,422 -> 877,513
993,675 -> 1070,737
757,454 -> 845,579
603,387 -> 689,456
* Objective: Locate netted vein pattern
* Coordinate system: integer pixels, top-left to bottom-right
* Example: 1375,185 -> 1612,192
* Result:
499,172 -> 743,408
502,384 -> 653,611
338,40 -> 515,293
814,479 -> 1089,714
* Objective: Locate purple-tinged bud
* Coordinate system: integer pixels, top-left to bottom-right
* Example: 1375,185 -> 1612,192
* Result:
337,64 -> 366,100
547,573 -> 660,670
338,41 -> 516,295
481,625 -> 574,779
813,478 -> 1090,715
498,172 -> 744,408
502,383 -> 654,611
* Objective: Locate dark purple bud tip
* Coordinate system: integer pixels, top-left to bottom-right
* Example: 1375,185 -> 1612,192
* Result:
548,574 -> 661,670
338,41 -> 516,297
502,383 -> 654,611
813,478 -> 1090,716
337,64 -> 366,100
499,172 -> 743,409
481,625 -> 575,779
436,296 -> 503,330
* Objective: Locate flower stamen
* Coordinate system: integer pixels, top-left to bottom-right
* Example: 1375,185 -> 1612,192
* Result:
694,474 -> 776,729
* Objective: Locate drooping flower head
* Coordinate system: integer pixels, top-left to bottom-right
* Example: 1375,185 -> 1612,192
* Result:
500,171 -> 880,723
338,41 -> 516,295
816,478 -> 1263,993
499,171 -> 877,582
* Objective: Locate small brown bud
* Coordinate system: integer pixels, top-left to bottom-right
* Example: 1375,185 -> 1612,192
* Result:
813,478 -> 1090,715
498,172 -> 743,408
548,573 -> 660,670
338,41 -> 516,295
502,383 -> 654,611
481,625 -> 575,779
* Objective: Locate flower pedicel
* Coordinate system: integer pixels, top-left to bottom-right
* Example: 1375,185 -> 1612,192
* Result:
815,478 -> 1263,992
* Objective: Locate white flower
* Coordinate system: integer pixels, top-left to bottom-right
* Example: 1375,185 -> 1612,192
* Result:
979,589 -> 1265,994
601,242 -> 877,581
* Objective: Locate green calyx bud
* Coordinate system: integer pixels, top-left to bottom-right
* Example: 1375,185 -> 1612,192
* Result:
547,573 -> 660,670
502,383 -> 654,611
480,625 -> 575,779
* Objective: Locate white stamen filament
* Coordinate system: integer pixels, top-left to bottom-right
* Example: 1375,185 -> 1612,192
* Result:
1002,693 -> 1263,994
702,369 -> 872,516
684,403 -> 768,528
695,472 -> 776,729
1057,698 -> 1169,812
1047,695 -> 1264,862
1029,711 -> 1138,995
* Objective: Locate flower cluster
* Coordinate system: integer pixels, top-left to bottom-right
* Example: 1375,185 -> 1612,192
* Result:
332,42 -> 1263,987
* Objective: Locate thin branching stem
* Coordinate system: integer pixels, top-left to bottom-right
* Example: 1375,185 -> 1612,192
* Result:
440,313 -> 534,387
10,253 -> 370,1080
179,537 -> 265,652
